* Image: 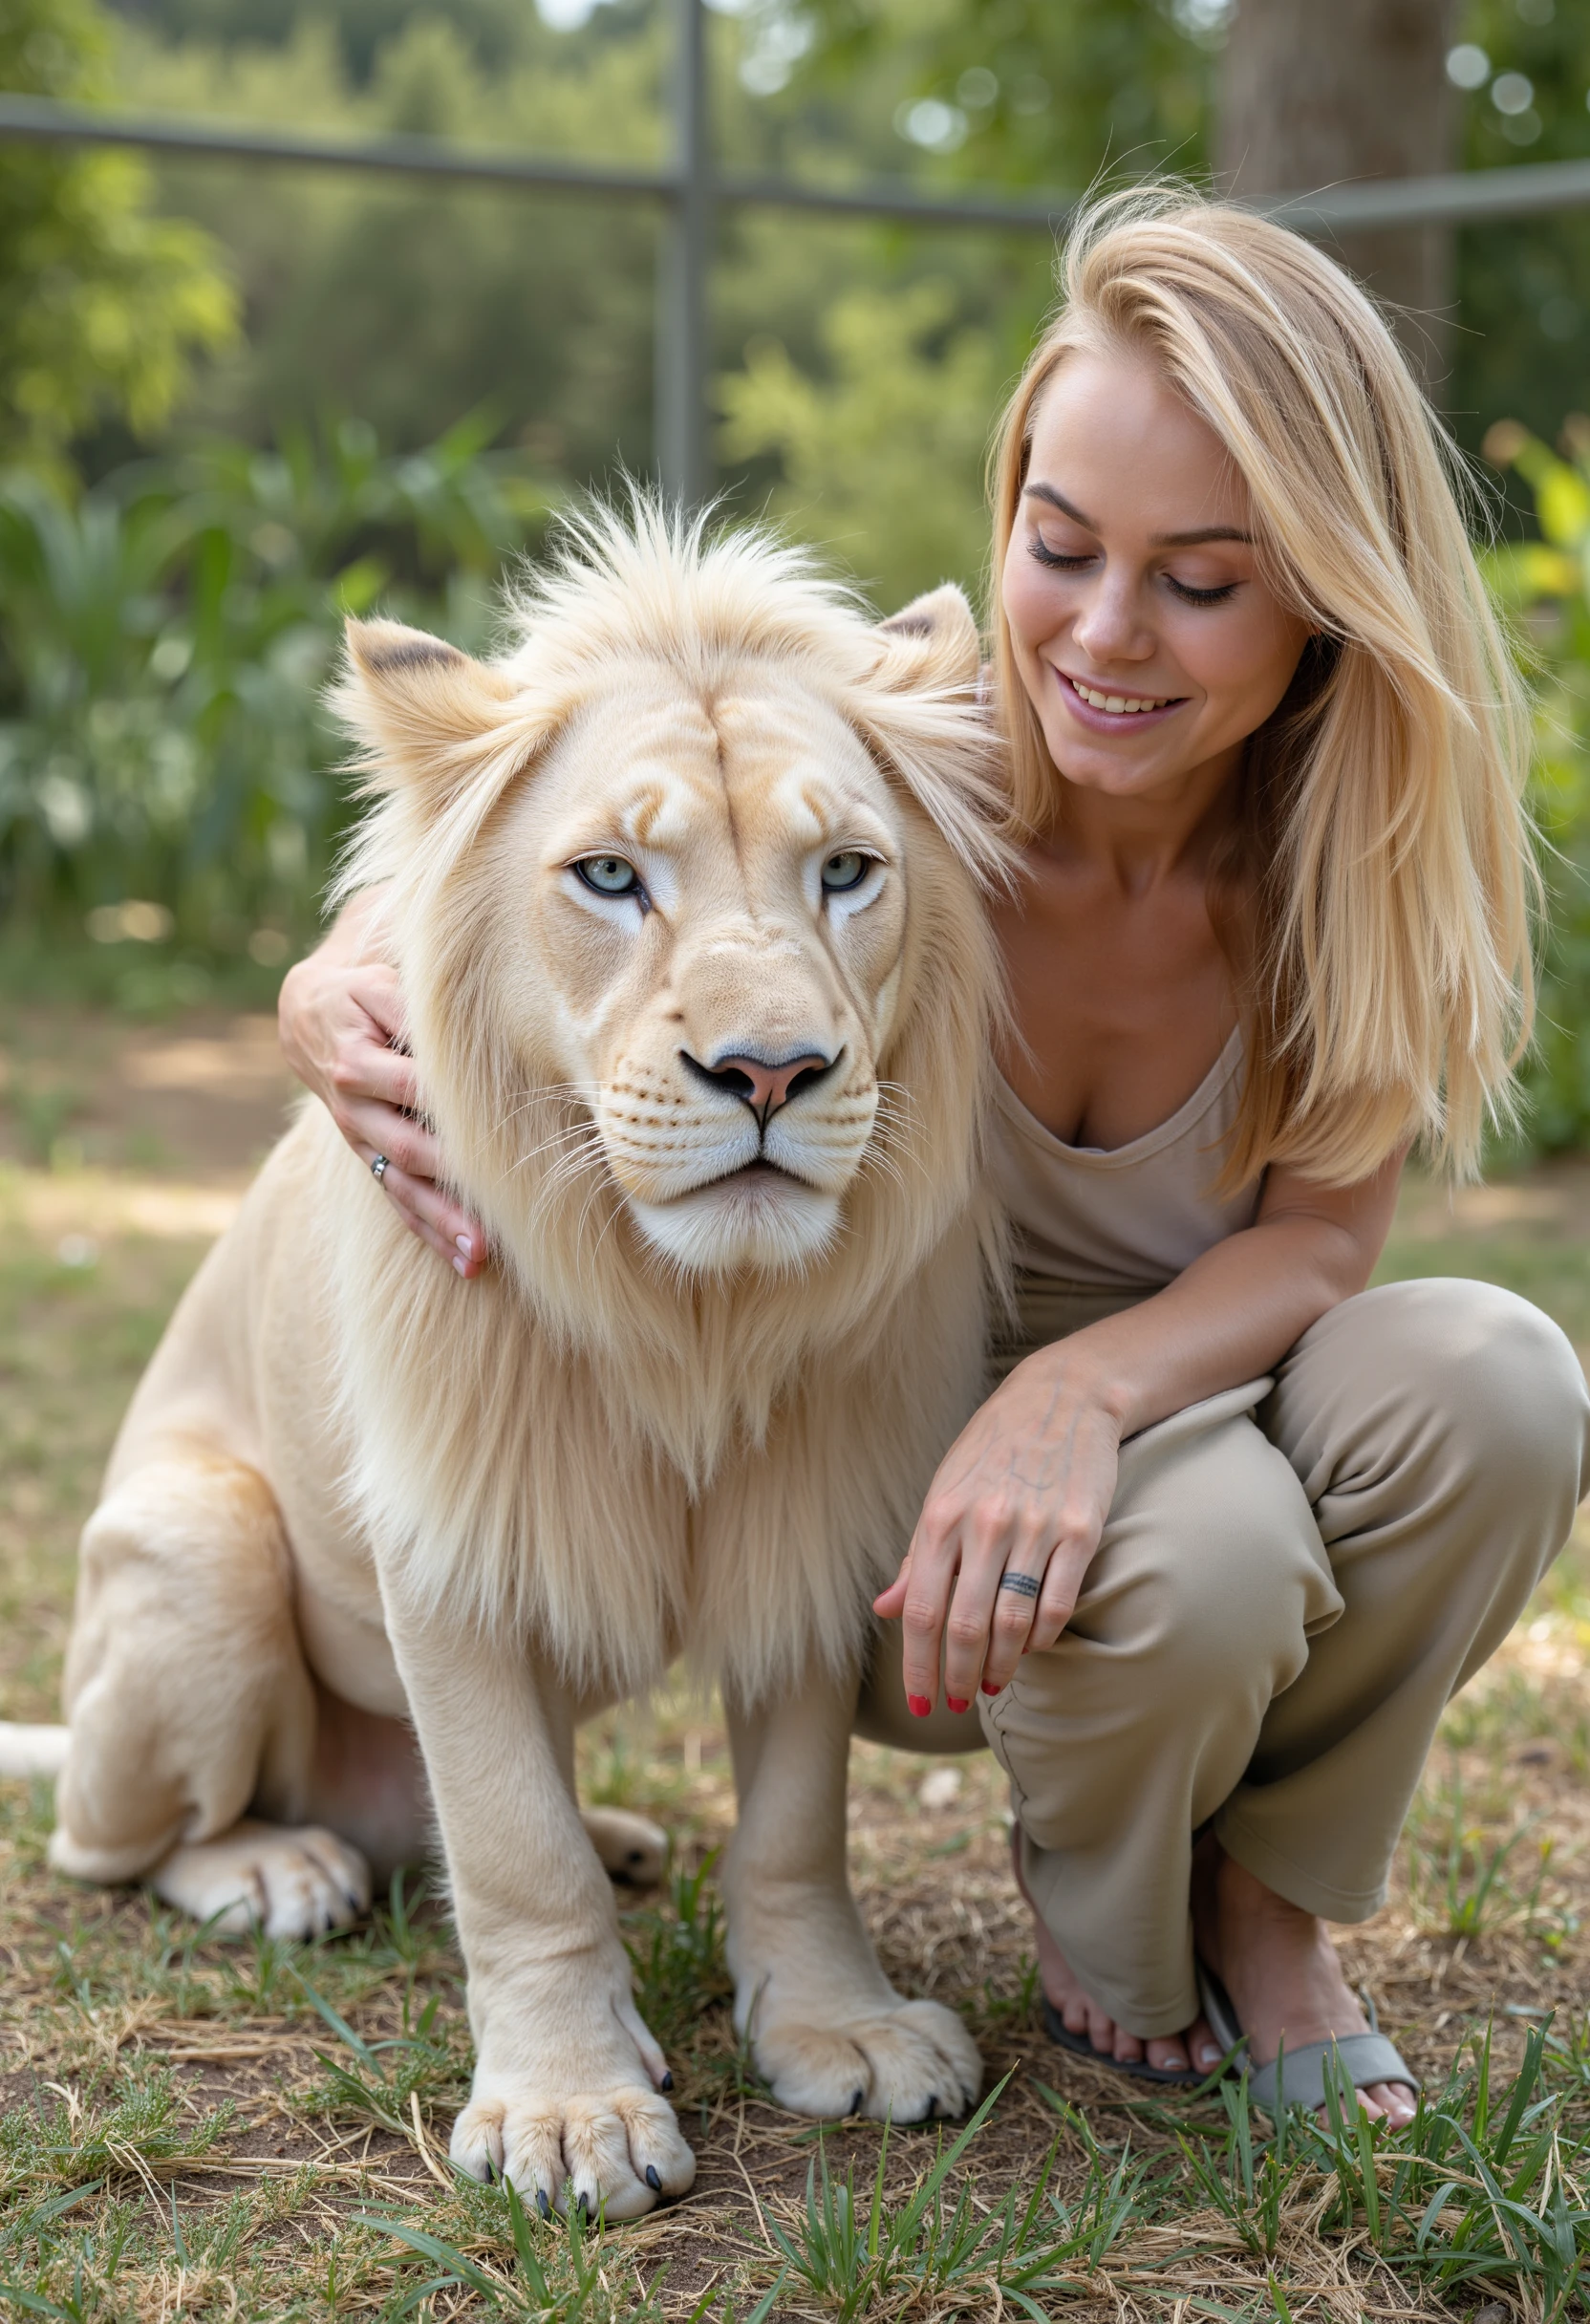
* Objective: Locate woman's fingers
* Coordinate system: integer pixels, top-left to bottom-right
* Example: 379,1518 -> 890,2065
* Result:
330,1032 -> 419,1122
341,1092 -> 441,1187
897,1510 -> 966,1711
941,1523 -> 1040,1707
871,1564 -> 911,1622
975,1560 -> 1046,1696
1027,1539 -> 1088,1655
347,961 -> 411,1050
355,1146 -> 488,1276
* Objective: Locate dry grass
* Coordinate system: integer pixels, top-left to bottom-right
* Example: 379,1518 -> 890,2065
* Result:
3,1001 -> 1590,2319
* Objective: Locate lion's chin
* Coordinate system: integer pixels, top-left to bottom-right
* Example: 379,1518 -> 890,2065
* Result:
628,1165 -> 843,1278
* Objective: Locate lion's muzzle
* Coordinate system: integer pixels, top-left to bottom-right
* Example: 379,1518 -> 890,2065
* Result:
679,1046 -> 839,1133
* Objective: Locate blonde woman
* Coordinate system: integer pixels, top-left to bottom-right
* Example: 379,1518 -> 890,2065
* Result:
282,192 -> 1590,2122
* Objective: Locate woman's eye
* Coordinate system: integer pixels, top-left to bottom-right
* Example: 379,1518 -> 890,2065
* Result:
1167,576 -> 1239,607
575,854 -> 642,897
821,851 -> 870,893
1029,535 -> 1093,572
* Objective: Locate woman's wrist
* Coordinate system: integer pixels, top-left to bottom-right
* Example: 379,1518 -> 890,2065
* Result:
1012,1339 -> 1136,1440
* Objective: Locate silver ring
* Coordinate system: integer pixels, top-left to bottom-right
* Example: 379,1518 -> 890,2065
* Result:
371,1153 -> 391,1184
998,1571 -> 1041,1600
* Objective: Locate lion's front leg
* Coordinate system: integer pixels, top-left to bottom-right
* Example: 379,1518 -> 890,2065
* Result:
382,1589 -> 694,2218
723,1670 -> 982,2123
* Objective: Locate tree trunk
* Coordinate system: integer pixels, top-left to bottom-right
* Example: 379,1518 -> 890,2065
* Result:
1216,0 -> 1459,383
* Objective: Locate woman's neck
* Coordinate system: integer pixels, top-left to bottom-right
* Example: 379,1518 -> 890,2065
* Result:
1040,740 -> 1244,895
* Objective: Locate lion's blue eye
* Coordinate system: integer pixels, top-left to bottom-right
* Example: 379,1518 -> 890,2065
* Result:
821,851 -> 870,893
576,855 -> 641,897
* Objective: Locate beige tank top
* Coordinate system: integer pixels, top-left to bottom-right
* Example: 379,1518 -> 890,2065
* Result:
989,1027 -> 1262,1358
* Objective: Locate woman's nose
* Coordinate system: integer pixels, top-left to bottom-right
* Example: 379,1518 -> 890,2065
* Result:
1071,579 -> 1155,667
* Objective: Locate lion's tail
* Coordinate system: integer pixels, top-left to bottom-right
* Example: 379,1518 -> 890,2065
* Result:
0,1723 -> 69,1779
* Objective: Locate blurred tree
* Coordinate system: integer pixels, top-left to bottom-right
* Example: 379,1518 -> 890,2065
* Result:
111,0 -> 548,83
1216,0 -> 1459,375
109,9 -> 663,477
720,279 -> 1003,609
0,415 -> 555,942
1447,0 -> 1590,463
790,0 -> 1215,191
1477,419 -> 1590,1149
0,0 -> 237,466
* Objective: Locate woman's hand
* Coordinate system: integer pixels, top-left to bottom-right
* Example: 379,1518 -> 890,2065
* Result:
873,1351 -> 1127,1714
278,902 -> 487,1278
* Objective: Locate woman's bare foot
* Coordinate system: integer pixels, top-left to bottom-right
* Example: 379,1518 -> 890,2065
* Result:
1010,1831 -> 1223,2077
1192,1837 -> 1416,2126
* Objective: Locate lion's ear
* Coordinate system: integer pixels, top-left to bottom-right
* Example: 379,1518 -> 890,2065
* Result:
848,583 -> 1010,886
335,618 -> 519,794
871,585 -> 982,693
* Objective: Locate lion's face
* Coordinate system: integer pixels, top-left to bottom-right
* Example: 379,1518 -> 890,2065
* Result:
506,670 -> 910,1273
336,517 -> 1004,1305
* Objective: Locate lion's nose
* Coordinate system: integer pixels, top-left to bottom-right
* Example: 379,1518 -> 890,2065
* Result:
681,1048 -> 837,1130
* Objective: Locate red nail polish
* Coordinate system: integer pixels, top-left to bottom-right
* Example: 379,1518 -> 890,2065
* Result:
945,1696 -> 969,1713
907,1694 -> 932,1717
981,1679 -> 1001,1696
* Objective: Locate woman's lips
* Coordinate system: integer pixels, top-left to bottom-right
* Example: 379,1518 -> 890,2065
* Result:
1054,669 -> 1189,735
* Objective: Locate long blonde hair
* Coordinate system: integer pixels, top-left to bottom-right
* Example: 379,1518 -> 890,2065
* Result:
990,187 -> 1536,1186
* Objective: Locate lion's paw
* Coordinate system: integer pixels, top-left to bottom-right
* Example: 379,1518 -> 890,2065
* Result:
450,2077 -> 696,2220
580,1805 -> 668,1887
143,1818 -> 371,1940
755,1997 -> 982,2124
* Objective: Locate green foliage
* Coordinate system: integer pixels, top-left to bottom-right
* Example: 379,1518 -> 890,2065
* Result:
720,278 -> 1005,606
1449,0 -> 1590,461
0,2067 -> 233,2204
1146,2017 -> 1590,2314
793,0 -> 1216,190
623,1851 -> 734,2060
0,0 -> 236,465
763,2075 -> 1149,2319
0,416 -> 555,945
112,8 -> 665,474
1483,424 -> 1590,1151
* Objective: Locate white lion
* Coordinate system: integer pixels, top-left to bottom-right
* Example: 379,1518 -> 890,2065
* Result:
0,509 -> 1008,2218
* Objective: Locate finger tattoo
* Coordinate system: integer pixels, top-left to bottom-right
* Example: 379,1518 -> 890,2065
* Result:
998,1572 -> 1041,1600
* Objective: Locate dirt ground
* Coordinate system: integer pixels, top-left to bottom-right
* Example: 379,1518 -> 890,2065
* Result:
3,1001 -> 1590,2321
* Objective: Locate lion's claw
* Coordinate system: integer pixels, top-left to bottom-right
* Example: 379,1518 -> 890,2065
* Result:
450,2080 -> 696,2222
754,1997 -> 982,2125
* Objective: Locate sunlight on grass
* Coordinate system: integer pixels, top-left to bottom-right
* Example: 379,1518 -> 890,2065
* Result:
4,1050 -> 1590,2313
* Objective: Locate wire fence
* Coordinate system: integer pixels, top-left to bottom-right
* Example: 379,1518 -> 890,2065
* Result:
6,0 -> 1590,502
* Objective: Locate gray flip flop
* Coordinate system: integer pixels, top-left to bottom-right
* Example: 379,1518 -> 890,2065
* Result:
1041,1996 -> 1205,2086
1200,1969 -> 1419,2116
1041,1958 -> 1242,2091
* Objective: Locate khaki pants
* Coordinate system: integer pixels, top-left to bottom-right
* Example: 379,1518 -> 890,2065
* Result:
857,1278 -> 1590,2038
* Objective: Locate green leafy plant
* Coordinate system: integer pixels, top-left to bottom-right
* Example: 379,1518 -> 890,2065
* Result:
0,414 -> 556,943
762,2075 -> 1145,2319
0,0 -> 236,467
1482,420 -> 1590,1151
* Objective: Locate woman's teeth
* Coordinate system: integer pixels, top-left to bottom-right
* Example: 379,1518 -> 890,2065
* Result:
1070,678 -> 1172,715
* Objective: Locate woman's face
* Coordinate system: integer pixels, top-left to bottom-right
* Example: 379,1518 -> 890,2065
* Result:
1001,348 -> 1313,807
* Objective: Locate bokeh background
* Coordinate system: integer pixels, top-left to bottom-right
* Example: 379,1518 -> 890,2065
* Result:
2,0 -> 1590,1151
7,11 -> 1590,2315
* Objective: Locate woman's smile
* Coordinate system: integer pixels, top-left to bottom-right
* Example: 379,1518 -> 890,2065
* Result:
1054,668 -> 1190,733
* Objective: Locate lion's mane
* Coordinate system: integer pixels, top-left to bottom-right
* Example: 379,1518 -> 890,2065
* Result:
321,506 -> 1009,1704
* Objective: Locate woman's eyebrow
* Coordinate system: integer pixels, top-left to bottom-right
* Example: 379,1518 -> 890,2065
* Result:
1151,524 -> 1254,547
1024,484 -> 1253,550
1023,482 -> 1095,527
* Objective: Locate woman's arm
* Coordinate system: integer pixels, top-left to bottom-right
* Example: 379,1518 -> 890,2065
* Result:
875,1150 -> 1407,1712
277,892 -> 487,1277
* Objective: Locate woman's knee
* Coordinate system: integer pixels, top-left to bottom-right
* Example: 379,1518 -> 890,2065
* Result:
1333,1279 -> 1590,1501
